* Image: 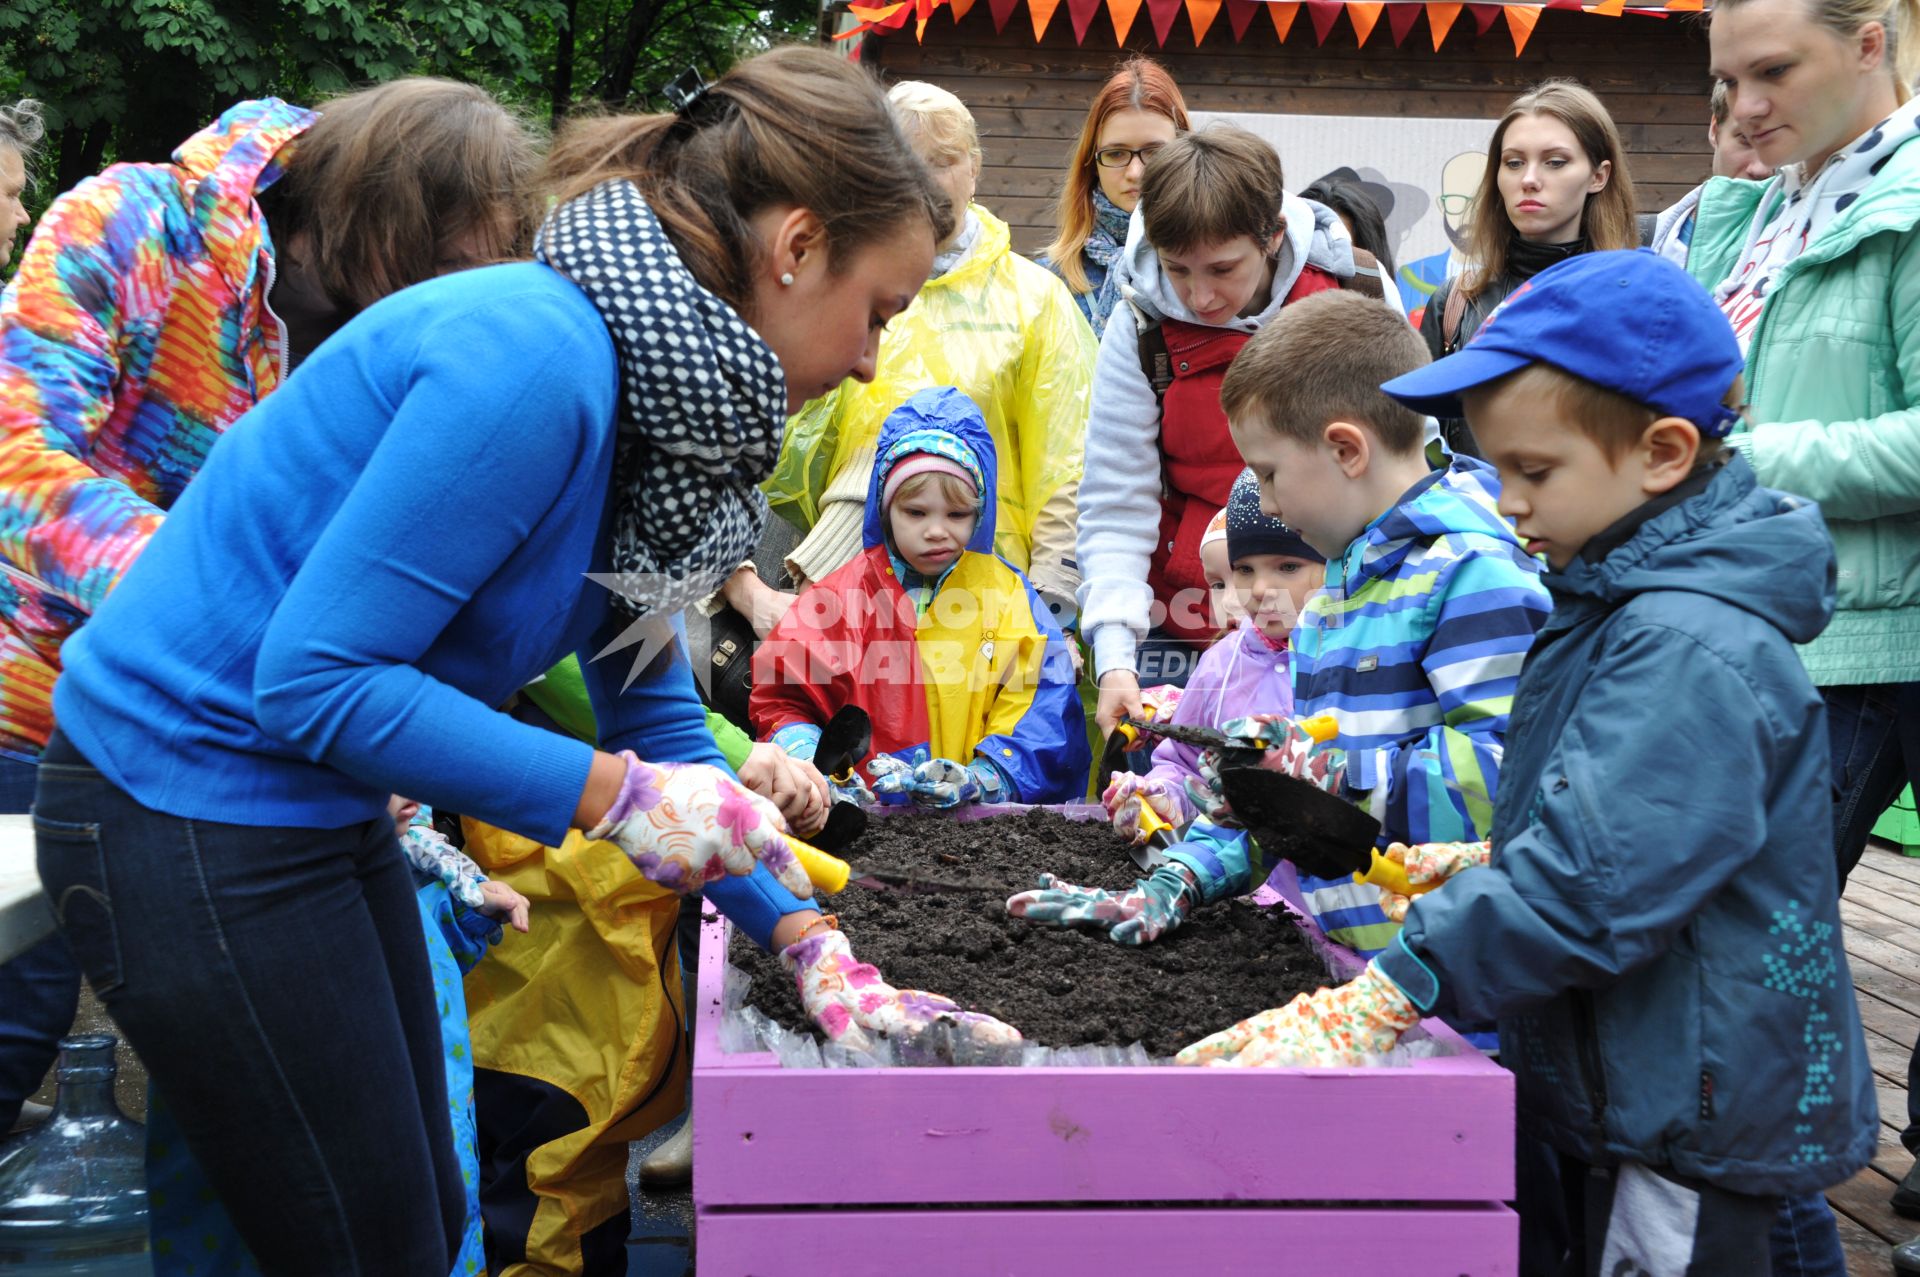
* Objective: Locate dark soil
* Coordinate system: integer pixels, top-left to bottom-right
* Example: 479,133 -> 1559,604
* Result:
731,808 -> 1338,1058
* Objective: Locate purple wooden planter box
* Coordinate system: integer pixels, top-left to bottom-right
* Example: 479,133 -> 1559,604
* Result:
693,805 -> 1517,1276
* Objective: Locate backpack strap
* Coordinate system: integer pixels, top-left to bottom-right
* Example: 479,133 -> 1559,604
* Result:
1135,308 -> 1174,410
1342,247 -> 1386,300
1441,281 -> 1469,354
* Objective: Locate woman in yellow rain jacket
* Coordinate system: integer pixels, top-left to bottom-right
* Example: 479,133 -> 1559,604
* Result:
757,80 -> 1095,624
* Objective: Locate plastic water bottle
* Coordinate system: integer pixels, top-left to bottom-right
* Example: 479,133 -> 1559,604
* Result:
0,1034 -> 151,1274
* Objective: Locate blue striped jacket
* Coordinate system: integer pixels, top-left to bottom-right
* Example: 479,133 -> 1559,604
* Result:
1291,455 -> 1550,954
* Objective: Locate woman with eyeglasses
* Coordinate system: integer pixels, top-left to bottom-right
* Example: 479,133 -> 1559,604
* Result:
1419,79 -> 1639,454
755,80 -> 1095,635
1040,56 -> 1191,337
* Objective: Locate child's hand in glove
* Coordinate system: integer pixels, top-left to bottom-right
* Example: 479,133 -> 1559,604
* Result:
586,751 -> 813,898
782,927 -> 1022,1055
1101,773 -> 1192,843
1175,963 -> 1420,1067
1005,863 -> 1200,946
870,755 -> 1008,809
1376,840 -> 1492,922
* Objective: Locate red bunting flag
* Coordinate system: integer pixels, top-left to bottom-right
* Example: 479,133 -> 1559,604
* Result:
1387,1 -> 1424,43
1426,0 -> 1463,45
987,0 -> 1022,30
1503,1 -> 1541,51
1306,0 -> 1345,41
1225,0 -> 1261,39
1467,2 -> 1503,31
1066,0 -> 1103,40
1146,0 -> 1184,42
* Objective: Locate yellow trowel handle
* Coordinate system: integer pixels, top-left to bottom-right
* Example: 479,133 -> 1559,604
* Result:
789,838 -> 851,895
1136,801 -> 1176,848
1353,847 -> 1440,899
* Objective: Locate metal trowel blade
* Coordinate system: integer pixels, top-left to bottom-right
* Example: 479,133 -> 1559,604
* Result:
1217,766 -> 1382,881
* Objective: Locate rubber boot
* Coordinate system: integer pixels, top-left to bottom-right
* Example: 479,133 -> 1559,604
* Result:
1895,1156 -> 1920,1219
1894,1234 -> 1920,1277
639,1117 -> 691,1189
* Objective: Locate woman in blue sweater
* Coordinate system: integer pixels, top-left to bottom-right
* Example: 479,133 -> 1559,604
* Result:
31,48 -> 1015,1275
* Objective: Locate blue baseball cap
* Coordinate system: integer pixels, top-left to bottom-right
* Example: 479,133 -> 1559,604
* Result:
1381,250 -> 1745,438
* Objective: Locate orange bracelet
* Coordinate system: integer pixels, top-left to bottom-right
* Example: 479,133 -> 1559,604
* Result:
792,913 -> 840,942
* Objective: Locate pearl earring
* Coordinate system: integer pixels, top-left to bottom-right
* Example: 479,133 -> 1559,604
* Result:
780,271 -> 795,287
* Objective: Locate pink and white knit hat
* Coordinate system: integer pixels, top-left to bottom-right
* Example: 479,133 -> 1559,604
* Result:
1198,507 -> 1230,552
881,453 -> 979,510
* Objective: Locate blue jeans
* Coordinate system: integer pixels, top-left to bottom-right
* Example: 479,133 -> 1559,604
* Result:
0,751 -> 81,1133
1769,1191 -> 1847,1277
34,731 -> 464,1275
1827,682 -> 1920,888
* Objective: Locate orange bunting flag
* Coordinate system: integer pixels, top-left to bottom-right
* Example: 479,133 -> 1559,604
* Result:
1426,0 -> 1463,45
1586,0 -> 1626,12
1306,0 -> 1344,42
1268,0 -> 1302,38
1665,0 -> 1704,8
847,0 -> 908,21
1029,0 -> 1063,36
1503,1 -> 1541,52
1387,1 -> 1424,44
1186,0 -> 1223,42
1225,0 -> 1261,39
1345,0 -> 1385,43
1108,0 -> 1146,40
950,0 -> 978,16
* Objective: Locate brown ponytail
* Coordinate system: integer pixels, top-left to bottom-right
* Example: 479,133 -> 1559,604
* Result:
540,46 -> 952,313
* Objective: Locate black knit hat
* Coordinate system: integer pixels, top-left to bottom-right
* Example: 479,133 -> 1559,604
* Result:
1226,469 -> 1322,564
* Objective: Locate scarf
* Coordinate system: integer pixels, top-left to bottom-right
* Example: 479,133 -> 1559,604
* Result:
1507,233 -> 1587,281
534,180 -> 786,621
1082,189 -> 1133,337
932,208 -> 983,278
1715,96 -> 1920,354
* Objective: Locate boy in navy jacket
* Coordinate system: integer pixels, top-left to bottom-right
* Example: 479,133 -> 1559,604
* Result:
1177,252 -> 1875,1274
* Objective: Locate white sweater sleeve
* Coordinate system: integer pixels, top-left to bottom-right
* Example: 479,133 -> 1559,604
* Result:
1074,306 -> 1167,679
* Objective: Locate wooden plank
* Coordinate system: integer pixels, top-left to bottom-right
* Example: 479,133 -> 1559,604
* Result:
1851,861 -> 1920,913
1829,1207 -> 1899,1277
1864,845 -> 1920,883
1848,898 -> 1920,967
1858,994 -> 1920,1067
694,913 -> 1514,1209
1850,881 -> 1920,935
1827,1164 -> 1911,1246
695,1204 -> 1519,1275
1846,929 -> 1920,1013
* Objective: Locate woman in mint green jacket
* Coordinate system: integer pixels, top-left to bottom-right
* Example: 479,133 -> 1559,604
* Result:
1698,0 -> 1920,1261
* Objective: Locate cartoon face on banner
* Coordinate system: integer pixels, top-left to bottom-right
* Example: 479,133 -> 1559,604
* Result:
1191,111 -> 1492,321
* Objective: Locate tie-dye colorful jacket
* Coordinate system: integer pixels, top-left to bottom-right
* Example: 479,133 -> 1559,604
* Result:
0,98 -> 315,760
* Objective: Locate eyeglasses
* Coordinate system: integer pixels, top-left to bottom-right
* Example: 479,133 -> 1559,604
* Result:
1094,144 -> 1164,169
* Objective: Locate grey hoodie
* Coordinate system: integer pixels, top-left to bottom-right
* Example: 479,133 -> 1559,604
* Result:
1074,193 -> 1375,676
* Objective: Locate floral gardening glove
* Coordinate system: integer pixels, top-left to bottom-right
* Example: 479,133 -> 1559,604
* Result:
1195,714 -> 1348,823
1175,962 -> 1420,1068
870,755 -> 1008,809
1006,863 -> 1201,946
586,751 -> 813,898
1377,840 -> 1492,923
1101,773 -> 1193,844
781,927 -> 1022,1054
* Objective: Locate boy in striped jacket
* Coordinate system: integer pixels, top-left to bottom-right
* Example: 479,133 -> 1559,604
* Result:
1221,290 -> 1550,955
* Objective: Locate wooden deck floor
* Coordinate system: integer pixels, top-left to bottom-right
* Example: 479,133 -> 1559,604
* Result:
1831,842 -> 1920,1277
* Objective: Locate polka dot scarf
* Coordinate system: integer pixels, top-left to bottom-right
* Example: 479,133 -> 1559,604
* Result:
535,179 -> 785,620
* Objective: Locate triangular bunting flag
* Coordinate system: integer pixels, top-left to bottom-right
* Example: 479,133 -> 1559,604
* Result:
987,0 -> 1022,31
1186,0 -> 1223,42
1146,0 -> 1184,43
1226,0 -> 1261,39
1030,0 -> 1064,36
1108,0 -> 1145,40
1504,2 -> 1540,52
913,0 -> 934,39
1306,0 -> 1344,42
950,0 -> 979,17
1426,0 -> 1462,45
1268,0 -> 1302,38
848,0 -> 908,21
1388,2 -> 1423,44
1468,2 -> 1503,32
1068,0 -> 1104,40
1346,0 -> 1384,44
1586,0 -> 1625,12
1665,0 -> 1704,9
1547,0 -> 1582,8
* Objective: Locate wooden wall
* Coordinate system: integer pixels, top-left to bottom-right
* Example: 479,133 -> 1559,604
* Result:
863,3 -> 1715,256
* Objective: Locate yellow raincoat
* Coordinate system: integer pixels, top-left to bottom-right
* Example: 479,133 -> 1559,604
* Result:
764,204 -> 1095,607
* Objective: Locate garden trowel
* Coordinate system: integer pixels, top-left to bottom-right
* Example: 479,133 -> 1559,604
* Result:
808,705 -> 873,852
1215,767 -> 1433,899
788,839 -> 1006,897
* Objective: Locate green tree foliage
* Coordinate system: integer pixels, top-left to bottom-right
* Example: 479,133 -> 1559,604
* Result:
0,0 -> 817,197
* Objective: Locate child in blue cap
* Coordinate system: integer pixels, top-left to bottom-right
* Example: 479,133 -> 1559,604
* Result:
1179,250 -> 1876,1275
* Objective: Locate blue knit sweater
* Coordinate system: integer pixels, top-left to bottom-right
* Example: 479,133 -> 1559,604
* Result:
53,262 -> 809,941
